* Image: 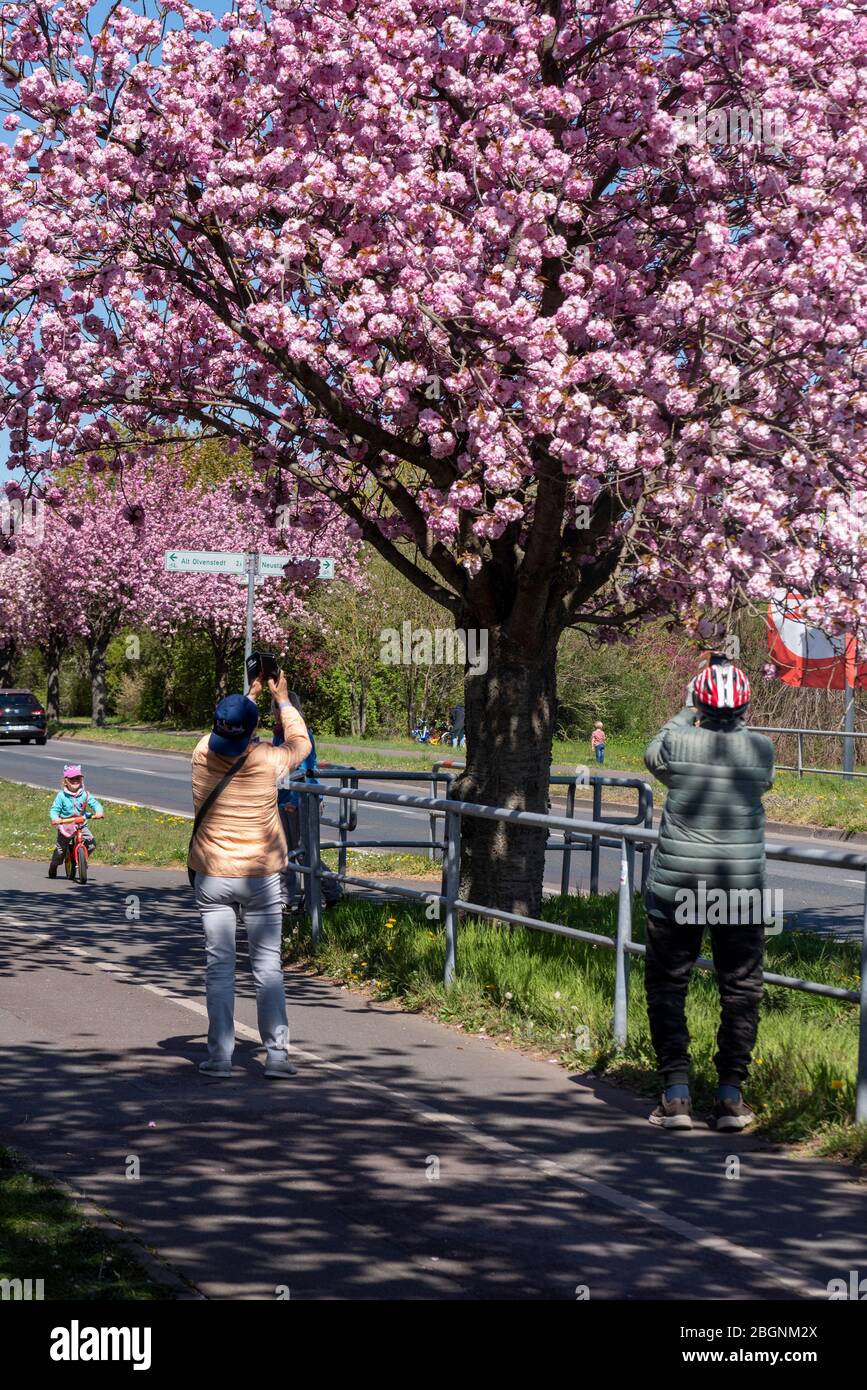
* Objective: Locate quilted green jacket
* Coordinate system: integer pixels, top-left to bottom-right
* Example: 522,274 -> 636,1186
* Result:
643,705 -> 775,916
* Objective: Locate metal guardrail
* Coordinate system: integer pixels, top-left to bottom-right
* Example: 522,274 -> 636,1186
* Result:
292,782 -> 867,1125
753,724 -> 867,779
306,761 -> 654,894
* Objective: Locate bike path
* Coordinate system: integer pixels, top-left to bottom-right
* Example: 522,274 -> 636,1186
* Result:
0,859 -> 865,1300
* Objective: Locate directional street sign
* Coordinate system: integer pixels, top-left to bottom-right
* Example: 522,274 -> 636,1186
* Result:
163,551 -> 336,659
164,550 -> 245,575
259,555 -> 335,579
164,551 -> 335,579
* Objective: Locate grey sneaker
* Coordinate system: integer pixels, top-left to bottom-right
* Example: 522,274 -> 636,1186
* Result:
712,1096 -> 755,1132
649,1093 -> 693,1130
199,1058 -> 233,1078
264,1055 -> 298,1079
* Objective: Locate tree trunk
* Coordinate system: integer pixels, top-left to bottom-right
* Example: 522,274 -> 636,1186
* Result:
45,633 -> 64,722
0,640 -> 16,687
348,676 -> 359,737
451,628 -> 559,918
213,641 -> 233,703
89,639 -> 109,726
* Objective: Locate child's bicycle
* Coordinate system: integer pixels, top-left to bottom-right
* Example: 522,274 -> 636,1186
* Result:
56,815 -> 92,884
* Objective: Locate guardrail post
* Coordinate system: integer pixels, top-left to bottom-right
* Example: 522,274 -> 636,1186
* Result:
306,789 -> 323,949
561,780 -> 576,896
429,768 -> 438,863
443,807 -> 461,988
590,779 -> 602,895
797,733 -> 803,780
612,837 -> 632,1049
337,775 -> 349,884
640,787 -> 653,893
858,878 -> 867,1126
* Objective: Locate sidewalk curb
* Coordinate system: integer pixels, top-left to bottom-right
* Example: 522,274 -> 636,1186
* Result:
5,1146 -> 206,1300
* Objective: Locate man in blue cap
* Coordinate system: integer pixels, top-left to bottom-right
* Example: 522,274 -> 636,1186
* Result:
188,668 -> 311,1079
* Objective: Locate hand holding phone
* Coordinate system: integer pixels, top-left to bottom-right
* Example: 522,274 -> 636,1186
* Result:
268,671 -> 290,705
246,651 -> 280,685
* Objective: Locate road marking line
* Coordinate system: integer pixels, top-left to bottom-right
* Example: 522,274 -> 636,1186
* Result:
119,766 -> 189,779
3,915 -> 823,1301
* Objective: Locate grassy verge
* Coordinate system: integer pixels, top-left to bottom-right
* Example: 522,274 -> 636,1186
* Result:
0,778 -> 191,868
49,721 -> 201,753
283,893 -> 867,1163
0,1147 -> 175,1299
322,848 -> 435,880
0,778 -> 435,879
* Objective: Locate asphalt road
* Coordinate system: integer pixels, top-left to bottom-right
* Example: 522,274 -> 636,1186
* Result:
1,857 -> 865,1300
1,736 -> 865,938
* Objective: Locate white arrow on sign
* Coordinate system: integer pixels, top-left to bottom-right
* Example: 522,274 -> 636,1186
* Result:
258,555 -> 335,579
164,550 -> 246,574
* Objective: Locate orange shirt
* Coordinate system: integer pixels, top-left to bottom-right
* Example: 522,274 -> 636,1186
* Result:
188,706 -> 312,878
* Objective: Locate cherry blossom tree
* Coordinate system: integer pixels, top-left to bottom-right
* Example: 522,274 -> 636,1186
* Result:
2,2 -> 867,908
3,457 -> 353,721
0,541 -> 29,685
134,456 -> 355,699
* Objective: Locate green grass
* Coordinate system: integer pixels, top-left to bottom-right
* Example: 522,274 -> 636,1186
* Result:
0,778 -> 192,868
284,892 -> 867,1161
0,777 -> 436,879
322,848 -> 436,880
50,720 -> 202,753
0,1147 -> 175,1300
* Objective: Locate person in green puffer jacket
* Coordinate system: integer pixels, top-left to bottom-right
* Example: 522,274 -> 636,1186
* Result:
642,660 -> 775,1135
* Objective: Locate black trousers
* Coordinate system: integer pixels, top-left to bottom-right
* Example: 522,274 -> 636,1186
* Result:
51,827 -> 96,864
644,913 -> 765,1087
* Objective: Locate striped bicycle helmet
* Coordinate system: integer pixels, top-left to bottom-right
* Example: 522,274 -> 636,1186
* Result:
692,663 -> 751,712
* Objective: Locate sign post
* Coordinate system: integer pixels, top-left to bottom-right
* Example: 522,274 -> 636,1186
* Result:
844,632 -> 857,780
244,552 -> 258,663
164,550 -> 336,669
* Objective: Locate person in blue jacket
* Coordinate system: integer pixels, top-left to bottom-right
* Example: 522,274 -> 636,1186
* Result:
273,691 -> 317,910
48,763 -> 104,877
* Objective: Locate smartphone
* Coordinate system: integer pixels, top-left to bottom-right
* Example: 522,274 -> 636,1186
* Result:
246,651 -> 280,685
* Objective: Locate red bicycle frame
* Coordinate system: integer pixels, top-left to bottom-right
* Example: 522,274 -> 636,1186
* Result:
58,800 -> 91,883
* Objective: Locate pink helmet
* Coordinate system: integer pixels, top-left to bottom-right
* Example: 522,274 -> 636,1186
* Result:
693,664 -> 750,712
63,764 -> 83,779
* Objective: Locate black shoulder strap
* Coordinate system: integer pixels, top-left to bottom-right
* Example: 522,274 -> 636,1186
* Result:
190,751 -> 250,847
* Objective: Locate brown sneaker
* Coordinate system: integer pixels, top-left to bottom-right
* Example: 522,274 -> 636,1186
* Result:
712,1097 -> 755,1132
649,1093 -> 693,1130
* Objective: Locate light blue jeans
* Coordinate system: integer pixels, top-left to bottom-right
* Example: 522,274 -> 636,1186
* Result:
194,873 -> 289,1065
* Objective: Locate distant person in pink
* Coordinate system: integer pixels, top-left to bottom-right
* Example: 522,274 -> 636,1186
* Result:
590,721 -> 606,766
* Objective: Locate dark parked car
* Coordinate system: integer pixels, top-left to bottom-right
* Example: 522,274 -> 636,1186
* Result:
0,689 -> 48,744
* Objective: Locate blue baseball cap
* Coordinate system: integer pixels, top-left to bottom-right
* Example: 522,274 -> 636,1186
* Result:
209,694 -> 259,757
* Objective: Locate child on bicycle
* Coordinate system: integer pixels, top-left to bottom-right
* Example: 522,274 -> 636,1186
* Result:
48,763 -> 104,878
